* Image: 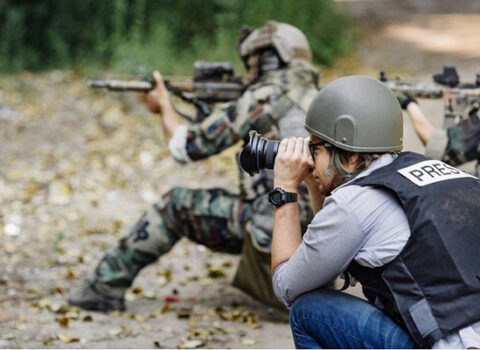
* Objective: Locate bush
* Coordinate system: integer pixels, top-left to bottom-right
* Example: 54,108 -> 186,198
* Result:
0,0 -> 355,74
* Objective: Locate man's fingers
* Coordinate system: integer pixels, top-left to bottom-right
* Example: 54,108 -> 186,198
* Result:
278,138 -> 288,156
153,71 -> 166,87
285,137 -> 296,155
294,137 -> 304,156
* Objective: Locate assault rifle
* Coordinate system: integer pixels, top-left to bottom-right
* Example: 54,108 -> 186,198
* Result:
380,66 -> 480,128
89,61 -> 245,123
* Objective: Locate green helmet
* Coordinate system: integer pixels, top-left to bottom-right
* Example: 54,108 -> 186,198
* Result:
305,75 -> 403,153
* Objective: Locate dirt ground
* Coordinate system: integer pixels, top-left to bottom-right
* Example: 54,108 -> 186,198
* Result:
1,8 -> 480,349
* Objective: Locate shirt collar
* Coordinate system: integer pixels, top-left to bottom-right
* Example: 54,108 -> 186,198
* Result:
332,153 -> 397,193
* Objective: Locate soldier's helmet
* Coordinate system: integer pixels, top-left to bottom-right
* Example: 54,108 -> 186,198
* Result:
305,75 -> 403,153
238,20 -> 312,64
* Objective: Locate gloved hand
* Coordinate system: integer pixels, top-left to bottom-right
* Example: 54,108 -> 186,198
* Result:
394,91 -> 417,110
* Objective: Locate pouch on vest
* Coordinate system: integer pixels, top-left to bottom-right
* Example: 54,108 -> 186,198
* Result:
232,222 -> 286,311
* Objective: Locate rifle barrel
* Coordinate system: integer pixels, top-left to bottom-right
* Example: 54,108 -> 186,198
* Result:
88,79 -> 153,92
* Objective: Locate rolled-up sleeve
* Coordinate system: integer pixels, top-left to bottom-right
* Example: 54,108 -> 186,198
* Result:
272,196 -> 365,307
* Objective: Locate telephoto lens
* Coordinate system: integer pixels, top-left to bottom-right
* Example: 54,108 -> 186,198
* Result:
239,130 -> 280,176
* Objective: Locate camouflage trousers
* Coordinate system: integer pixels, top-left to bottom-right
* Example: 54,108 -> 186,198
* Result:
93,186 -> 313,291
94,187 -> 253,289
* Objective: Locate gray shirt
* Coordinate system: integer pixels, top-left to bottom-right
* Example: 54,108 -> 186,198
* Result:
272,153 -> 480,348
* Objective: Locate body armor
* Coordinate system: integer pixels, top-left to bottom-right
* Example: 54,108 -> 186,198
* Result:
347,152 -> 480,347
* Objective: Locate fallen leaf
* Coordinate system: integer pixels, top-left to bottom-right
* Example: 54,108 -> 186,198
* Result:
207,267 -> 226,278
177,308 -> 192,319
108,327 -> 123,336
42,336 -> 56,345
83,314 -> 93,322
222,260 -> 233,268
52,286 -> 67,294
242,338 -> 257,346
141,323 -> 153,331
56,316 -> 69,328
164,295 -> 181,303
15,323 -> 28,330
178,339 -> 205,349
131,285 -> 143,294
65,268 -> 78,280
58,334 -> 80,343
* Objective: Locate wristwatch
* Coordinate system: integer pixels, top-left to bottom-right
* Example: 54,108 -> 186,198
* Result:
269,187 -> 297,207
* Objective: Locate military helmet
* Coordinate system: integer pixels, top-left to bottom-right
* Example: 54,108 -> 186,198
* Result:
238,20 -> 312,64
305,75 -> 403,153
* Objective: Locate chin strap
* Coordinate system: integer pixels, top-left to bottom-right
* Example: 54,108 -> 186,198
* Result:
324,146 -> 361,179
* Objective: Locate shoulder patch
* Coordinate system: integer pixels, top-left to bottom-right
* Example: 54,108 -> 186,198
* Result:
398,159 -> 477,186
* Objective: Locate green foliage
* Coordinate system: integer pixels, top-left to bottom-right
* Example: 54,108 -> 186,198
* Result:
0,0 -> 356,74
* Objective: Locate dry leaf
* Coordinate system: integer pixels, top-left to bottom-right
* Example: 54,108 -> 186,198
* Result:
58,334 -> 80,343
242,338 -> 257,346
56,316 -> 70,328
131,285 -> 143,294
108,327 -> 123,336
42,336 -> 56,345
207,267 -> 226,278
15,323 -> 28,330
83,314 -> 93,322
178,339 -> 205,349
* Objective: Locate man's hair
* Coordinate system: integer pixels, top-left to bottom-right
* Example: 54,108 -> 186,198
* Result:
329,147 -> 384,191
336,148 -> 383,174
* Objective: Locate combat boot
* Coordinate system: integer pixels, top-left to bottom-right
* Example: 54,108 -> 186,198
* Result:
68,279 -> 126,312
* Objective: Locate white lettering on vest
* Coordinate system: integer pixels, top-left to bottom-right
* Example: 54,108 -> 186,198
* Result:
398,160 -> 477,187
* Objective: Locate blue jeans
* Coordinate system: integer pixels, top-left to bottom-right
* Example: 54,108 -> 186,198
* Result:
289,289 -> 416,349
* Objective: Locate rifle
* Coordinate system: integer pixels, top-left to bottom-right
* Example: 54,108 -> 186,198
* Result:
380,66 -> 480,128
88,61 -> 245,123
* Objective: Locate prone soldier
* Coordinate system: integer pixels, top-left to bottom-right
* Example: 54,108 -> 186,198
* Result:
68,20 -> 319,311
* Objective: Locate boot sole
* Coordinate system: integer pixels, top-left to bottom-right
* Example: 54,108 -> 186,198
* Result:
69,298 -> 125,312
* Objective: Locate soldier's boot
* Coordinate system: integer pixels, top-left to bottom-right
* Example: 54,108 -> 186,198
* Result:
68,279 -> 126,312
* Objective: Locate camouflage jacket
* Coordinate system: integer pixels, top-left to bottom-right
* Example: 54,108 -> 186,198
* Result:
168,60 -> 320,241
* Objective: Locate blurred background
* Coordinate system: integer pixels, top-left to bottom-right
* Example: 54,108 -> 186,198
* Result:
1,0 -> 479,348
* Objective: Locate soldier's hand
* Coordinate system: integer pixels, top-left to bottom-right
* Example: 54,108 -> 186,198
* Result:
145,71 -> 172,114
273,137 -> 315,192
394,91 -> 417,110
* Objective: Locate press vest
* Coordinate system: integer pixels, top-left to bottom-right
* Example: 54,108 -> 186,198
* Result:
347,152 -> 480,347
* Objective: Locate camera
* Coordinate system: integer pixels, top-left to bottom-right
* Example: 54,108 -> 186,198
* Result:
239,130 -> 280,176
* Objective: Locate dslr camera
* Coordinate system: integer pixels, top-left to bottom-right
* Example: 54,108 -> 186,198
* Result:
239,130 -> 280,176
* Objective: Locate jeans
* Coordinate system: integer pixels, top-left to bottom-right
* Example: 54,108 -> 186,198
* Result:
289,289 -> 416,349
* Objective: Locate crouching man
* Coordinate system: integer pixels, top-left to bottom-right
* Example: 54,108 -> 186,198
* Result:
270,75 -> 480,348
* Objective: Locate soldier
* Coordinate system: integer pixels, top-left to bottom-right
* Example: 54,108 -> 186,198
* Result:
69,20 -> 319,311
396,91 -> 480,168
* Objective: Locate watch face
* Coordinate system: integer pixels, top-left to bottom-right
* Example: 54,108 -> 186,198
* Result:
270,191 -> 282,205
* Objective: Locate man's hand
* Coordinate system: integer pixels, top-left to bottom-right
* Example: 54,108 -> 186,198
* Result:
274,137 -> 315,192
394,91 -> 417,110
145,71 -> 173,114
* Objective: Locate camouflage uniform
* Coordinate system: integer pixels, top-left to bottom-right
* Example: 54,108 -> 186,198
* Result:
425,110 -> 480,168
91,60 -> 319,294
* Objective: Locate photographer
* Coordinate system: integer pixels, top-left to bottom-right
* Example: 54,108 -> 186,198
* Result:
270,76 -> 480,348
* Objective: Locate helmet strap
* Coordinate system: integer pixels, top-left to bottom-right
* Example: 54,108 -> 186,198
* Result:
324,146 -> 361,179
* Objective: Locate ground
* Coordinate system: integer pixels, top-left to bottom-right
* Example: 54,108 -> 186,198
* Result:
1,8 -> 480,349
